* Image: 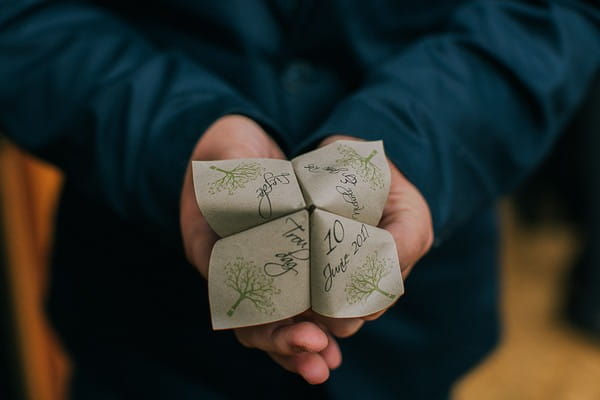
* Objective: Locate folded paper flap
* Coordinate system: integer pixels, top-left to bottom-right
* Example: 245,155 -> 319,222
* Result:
192,159 -> 306,237
209,210 -> 311,330
309,209 -> 403,318
291,140 -> 390,226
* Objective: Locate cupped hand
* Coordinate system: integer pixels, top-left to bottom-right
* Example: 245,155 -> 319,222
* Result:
179,115 -> 341,384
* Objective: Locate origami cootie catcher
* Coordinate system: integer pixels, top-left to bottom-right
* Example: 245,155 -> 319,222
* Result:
192,140 -> 404,330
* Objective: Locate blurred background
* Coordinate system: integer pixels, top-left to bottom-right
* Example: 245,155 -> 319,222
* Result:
0,79 -> 598,400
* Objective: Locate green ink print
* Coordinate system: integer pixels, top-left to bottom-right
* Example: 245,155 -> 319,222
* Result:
335,144 -> 384,190
224,257 -> 280,317
345,253 -> 396,304
208,161 -> 263,195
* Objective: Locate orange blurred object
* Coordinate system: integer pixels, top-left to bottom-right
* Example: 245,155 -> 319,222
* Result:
0,139 -> 70,400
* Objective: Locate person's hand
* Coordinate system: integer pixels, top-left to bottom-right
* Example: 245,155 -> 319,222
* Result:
180,114 -> 285,279
312,135 -> 434,336
234,315 -> 342,384
179,115 -> 341,384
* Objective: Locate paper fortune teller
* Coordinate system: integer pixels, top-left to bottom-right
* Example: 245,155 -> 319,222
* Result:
192,140 -> 404,330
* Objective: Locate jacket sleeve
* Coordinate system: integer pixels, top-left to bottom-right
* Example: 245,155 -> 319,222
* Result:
306,0 -> 600,245
0,1 -> 269,240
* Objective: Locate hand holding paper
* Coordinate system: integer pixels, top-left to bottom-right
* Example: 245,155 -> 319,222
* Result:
192,139 -> 417,330
183,125 -> 433,384
180,116 -> 340,384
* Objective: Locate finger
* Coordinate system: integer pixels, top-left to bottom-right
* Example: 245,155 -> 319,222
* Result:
319,333 -> 342,370
221,136 -> 286,160
180,164 -> 219,278
269,352 -> 330,385
379,166 -> 433,279
318,134 -> 361,147
380,216 -> 427,279
195,114 -> 287,161
362,309 -> 387,321
309,313 -> 365,339
293,312 -> 343,367
189,216 -> 218,276
235,320 -> 329,355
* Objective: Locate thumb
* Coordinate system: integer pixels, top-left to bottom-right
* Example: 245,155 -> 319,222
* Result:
379,162 -> 433,279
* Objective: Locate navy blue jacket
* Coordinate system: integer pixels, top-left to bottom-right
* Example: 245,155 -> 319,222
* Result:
1,1 -> 598,398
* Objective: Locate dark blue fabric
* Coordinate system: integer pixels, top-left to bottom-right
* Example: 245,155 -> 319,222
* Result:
1,0 -> 598,398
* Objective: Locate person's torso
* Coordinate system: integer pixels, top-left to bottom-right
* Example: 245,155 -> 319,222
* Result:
92,0 -> 466,146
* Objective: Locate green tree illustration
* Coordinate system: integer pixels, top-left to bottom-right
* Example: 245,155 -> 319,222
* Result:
335,144 -> 384,190
224,257 -> 280,317
345,253 -> 396,304
208,161 -> 263,195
